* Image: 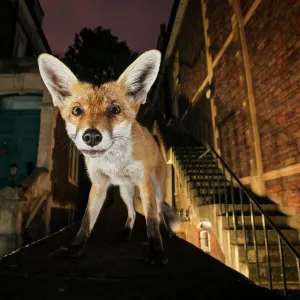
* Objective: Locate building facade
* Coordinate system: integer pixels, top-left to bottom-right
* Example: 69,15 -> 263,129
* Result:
151,0 -> 300,290
157,0 -> 300,234
0,0 -> 86,257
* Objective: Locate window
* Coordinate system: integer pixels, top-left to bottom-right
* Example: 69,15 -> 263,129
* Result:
68,143 -> 79,186
0,94 -> 42,110
200,231 -> 211,253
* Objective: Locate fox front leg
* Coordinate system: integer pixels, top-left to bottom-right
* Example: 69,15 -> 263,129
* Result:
59,178 -> 109,258
119,184 -> 136,240
139,176 -> 168,265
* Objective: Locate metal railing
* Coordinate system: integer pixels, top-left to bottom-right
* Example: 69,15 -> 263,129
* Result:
154,113 -> 300,297
178,145 -> 300,298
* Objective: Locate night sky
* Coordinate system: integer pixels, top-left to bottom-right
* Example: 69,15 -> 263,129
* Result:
40,0 -> 174,56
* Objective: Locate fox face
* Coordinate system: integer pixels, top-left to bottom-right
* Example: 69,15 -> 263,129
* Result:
38,51 -> 161,157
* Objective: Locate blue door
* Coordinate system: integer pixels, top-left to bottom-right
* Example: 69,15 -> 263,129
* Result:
0,94 -> 41,188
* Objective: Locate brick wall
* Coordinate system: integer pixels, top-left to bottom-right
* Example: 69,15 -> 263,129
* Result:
182,220 -> 225,264
245,0 -> 300,173
240,0 -> 255,17
214,40 -> 251,178
176,0 -> 207,101
163,0 -> 300,218
183,94 -> 214,147
206,0 -> 233,60
266,174 -> 300,214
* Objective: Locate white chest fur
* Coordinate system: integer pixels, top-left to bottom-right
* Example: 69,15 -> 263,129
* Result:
86,141 -> 144,186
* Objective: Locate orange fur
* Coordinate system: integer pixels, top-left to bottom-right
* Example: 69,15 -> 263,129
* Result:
38,50 -> 169,264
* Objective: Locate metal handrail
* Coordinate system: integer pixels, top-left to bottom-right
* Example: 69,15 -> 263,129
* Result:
208,146 -> 300,260
154,113 -> 300,296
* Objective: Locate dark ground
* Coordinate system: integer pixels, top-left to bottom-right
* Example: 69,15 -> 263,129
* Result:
0,204 -> 285,299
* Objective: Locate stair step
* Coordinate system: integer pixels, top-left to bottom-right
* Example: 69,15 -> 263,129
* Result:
174,146 -> 206,149
173,149 -> 210,155
226,227 -> 299,245
218,211 -> 288,228
193,188 -> 227,196
236,244 -> 300,265
196,203 -> 278,213
246,263 -> 299,283
182,164 -> 218,168
176,152 -> 209,156
180,159 -> 216,164
174,151 -> 208,156
184,169 -> 221,175
188,175 -> 225,180
174,147 -> 206,152
192,196 -> 213,206
192,181 -> 230,187
178,157 -> 214,161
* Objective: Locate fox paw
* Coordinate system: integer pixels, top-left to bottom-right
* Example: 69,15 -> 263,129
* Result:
147,249 -> 168,265
119,227 -> 132,241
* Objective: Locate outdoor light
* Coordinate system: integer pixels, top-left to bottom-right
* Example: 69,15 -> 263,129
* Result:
199,221 -> 212,230
205,80 -> 215,100
9,161 -> 18,188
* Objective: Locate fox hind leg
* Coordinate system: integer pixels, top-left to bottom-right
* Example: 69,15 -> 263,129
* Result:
139,176 -> 167,265
154,167 -> 174,239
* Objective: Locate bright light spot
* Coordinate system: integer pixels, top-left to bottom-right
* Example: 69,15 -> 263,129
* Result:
199,221 -> 212,230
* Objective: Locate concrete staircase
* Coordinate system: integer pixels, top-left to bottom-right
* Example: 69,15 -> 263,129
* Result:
172,146 -> 300,289
152,115 -> 299,297
172,145 -> 300,293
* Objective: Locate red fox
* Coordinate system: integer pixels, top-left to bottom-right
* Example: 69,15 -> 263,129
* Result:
38,50 -> 177,265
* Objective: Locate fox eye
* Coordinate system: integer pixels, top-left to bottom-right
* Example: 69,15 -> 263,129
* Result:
72,106 -> 83,116
109,105 -> 121,115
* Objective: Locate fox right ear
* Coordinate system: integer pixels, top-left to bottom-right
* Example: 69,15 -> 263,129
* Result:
38,54 -> 78,106
118,50 -> 161,105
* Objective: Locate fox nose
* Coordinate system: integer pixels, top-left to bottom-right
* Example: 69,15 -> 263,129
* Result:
82,129 -> 102,147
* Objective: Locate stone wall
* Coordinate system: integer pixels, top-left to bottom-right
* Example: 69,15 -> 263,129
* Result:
0,187 -> 24,257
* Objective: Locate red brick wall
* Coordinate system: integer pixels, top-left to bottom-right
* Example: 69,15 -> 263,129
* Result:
245,0 -> 300,173
214,40 -> 252,178
266,174 -> 300,214
183,94 -> 214,147
176,0 -> 207,101
180,53 -> 207,101
241,0 -> 255,17
182,222 -> 225,264
163,0 -> 300,215
206,0 -> 233,60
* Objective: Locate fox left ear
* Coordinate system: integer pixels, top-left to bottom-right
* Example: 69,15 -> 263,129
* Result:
38,54 -> 78,106
118,50 -> 161,104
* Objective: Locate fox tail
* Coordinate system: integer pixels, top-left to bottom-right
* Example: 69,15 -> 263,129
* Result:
162,202 -> 184,233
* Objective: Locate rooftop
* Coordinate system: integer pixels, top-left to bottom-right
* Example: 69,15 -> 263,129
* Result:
0,204 -> 285,299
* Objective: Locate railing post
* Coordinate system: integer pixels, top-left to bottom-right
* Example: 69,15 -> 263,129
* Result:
278,237 -> 287,297
262,215 -> 272,290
